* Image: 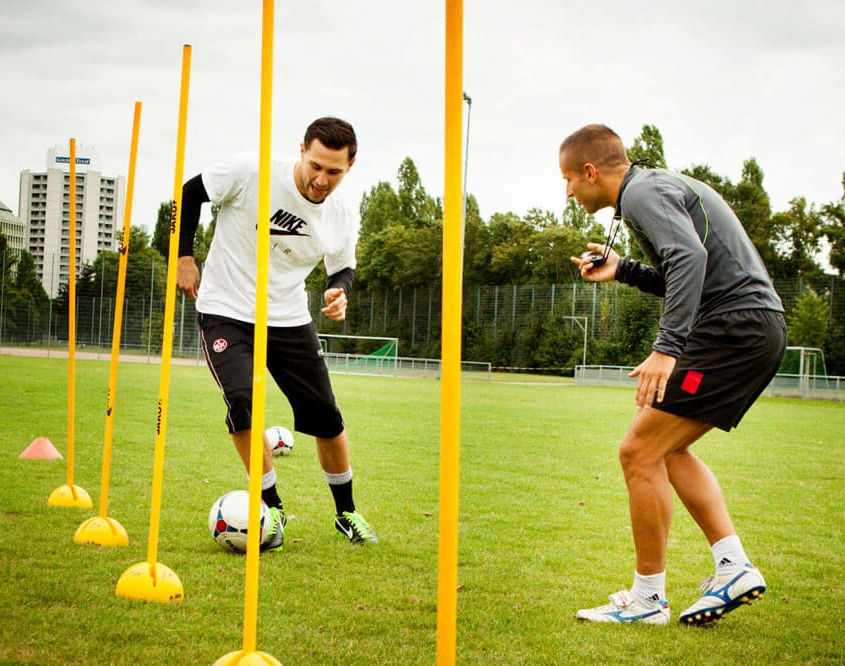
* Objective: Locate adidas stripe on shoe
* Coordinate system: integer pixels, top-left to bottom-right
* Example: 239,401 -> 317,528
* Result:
576,590 -> 670,625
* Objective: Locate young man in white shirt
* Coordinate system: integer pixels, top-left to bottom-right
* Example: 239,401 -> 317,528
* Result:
177,117 -> 377,549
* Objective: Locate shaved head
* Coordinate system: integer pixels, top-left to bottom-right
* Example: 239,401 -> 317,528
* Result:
559,124 -> 630,171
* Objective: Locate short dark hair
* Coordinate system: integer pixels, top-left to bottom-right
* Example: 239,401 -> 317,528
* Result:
559,124 -> 629,170
304,117 -> 357,161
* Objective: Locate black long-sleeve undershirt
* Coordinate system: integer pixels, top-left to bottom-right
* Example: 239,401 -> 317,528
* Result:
178,174 -> 210,257
326,267 -> 355,295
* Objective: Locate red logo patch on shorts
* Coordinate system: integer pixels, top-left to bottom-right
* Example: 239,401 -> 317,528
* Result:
212,338 -> 228,353
681,370 -> 703,394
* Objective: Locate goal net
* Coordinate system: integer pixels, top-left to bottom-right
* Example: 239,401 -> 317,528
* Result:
779,346 -> 827,378
318,334 -> 399,376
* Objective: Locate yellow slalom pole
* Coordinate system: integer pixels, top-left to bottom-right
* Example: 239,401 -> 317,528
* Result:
75,102 -> 142,547
243,0 -> 274,653
49,138 -> 92,509
67,137 -> 76,489
215,2 -> 281,665
116,47 -> 191,603
436,1 -> 464,664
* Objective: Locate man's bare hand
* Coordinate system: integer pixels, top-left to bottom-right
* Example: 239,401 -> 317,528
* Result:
177,256 -> 200,300
322,287 -> 347,321
628,350 -> 677,410
569,242 -> 619,282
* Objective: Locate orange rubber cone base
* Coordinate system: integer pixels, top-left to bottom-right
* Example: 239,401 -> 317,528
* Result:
20,437 -> 63,459
116,562 -> 184,603
75,516 -> 129,546
213,651 -> 282,666
48,484 -> 92,508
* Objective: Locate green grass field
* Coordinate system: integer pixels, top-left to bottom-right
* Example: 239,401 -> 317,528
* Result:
1,355 -> 843,665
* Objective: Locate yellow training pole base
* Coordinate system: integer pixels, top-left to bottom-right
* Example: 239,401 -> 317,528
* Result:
213,651 -> 282,666
74,516 -> 129,546
115,562 -> 184,603
48,484 -> 92,508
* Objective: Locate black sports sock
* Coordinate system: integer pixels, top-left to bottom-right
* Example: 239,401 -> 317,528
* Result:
329,480 -> 355,515
261,485 -> 284,511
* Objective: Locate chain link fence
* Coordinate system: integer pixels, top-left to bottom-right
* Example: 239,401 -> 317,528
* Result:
339,275 -> 845,374
2,268 -> 844,376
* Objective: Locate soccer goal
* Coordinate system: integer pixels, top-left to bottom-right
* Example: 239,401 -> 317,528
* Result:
779,346 -> 827,378
317,333 -> 398,358
318,334 -> 399,377
766,346 -> 838,399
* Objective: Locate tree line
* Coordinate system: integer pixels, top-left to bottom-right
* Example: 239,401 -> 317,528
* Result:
341,124 -> 845,373
354,124 -> 845,289
2,124 -> 844,373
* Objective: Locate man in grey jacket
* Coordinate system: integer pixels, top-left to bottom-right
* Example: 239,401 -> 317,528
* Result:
560,124 -> 785,625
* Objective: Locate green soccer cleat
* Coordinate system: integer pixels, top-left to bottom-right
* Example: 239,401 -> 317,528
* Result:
335,510 -> 378,544
260,507 -> 286,552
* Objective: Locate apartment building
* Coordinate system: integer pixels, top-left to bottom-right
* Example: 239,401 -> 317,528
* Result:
19,144 -> 124,297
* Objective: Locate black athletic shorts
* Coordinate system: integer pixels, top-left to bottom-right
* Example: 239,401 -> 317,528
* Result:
654,309 -> 786,431
198,313 -> 344,438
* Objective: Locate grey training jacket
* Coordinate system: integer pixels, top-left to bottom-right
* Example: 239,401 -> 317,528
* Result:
614,167 -> 783,358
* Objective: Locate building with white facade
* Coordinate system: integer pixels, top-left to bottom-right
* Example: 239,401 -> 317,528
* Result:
19,144 -> 124,297
0,199 -> 26,258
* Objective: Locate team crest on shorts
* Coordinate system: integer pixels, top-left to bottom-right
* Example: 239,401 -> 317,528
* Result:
212,338 -> 228,353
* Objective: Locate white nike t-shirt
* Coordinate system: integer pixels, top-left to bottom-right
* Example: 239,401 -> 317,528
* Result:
196,153 -> 359,327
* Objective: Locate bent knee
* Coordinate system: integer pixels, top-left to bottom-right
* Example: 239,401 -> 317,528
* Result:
618,434 -> 664,473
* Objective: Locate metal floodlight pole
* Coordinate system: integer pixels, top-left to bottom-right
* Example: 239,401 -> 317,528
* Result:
461,92 -> 472,225
461,92 -> 472,262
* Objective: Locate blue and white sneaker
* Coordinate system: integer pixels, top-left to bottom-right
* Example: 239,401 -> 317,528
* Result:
679,563 -> 766,625
576,590 -> 670,625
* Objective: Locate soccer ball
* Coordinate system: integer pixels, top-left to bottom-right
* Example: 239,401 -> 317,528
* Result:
264,425 -> 294,457
208,490 -> 270,553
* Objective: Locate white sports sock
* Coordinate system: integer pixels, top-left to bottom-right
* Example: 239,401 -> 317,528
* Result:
711,535 -> 749,571
631,570 -> 666,605
260,468 -> 277,491
247,469 -> 277,490
324,468 -> 353,485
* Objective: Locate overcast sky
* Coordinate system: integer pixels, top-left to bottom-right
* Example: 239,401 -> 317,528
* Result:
2,0 -> 844,237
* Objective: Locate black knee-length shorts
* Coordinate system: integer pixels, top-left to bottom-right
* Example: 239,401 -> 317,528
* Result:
198,313 -> 344,438
655,309 -> 787,431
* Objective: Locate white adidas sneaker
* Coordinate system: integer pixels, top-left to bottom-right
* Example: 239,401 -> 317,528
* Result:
576,589 -> 670,625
